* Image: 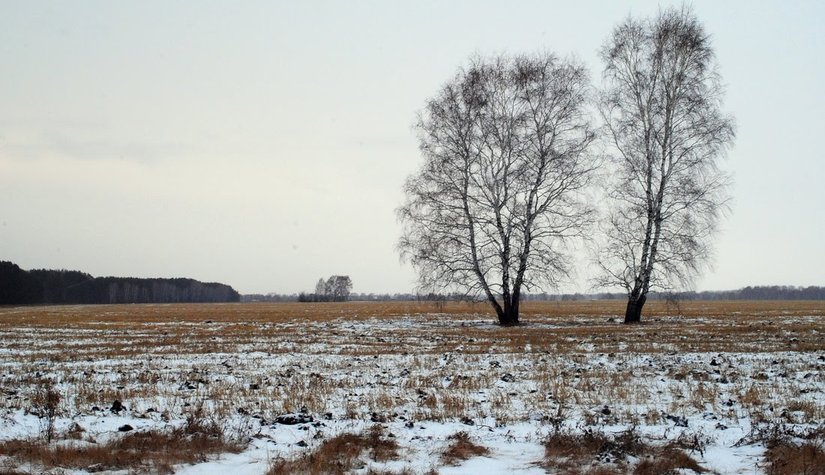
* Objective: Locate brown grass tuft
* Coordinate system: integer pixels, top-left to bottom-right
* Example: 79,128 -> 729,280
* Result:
268,425 -> 400,475
440,431 -> 490,465
765,440 -> 825,475
634,447 -> 708,474
543,428 -> 706,474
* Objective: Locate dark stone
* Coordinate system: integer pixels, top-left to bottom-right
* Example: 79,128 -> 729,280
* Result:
118,424 -> 133,432
501,373 -> 515,383
295,440 -> 308,447
601,406 -> 611,415
67,422 -> 84,434
275,413 -> 314,425
665,414 -> 688,427
110,400 -> 124,414
249,383 -> 260,390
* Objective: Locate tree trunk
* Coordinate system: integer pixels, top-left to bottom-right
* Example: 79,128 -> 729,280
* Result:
498,297 -> 520,326
509,298 -> 520,326
624,293 -> 646,324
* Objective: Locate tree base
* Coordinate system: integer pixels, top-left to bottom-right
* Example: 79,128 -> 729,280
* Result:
624,294 -> 646,324
497,313 -> 520,326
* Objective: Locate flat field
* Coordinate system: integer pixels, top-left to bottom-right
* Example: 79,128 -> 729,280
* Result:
0,301 -> 823,474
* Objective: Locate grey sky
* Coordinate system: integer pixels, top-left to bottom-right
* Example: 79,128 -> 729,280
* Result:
1,1 -> 823,295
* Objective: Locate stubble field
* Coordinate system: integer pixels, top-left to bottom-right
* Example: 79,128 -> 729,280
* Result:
0,300 -> 823,474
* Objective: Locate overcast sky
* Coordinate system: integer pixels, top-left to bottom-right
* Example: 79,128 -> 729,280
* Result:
1,1 -> 823,295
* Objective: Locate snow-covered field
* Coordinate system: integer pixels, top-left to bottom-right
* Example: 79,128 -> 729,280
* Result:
0,301 -> 823,474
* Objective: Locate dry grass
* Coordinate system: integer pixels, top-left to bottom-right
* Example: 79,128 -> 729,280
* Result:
757,425 -> 825,475
543,428 -> 707,474
267,425 -> 399,475
2,300 -> 823,366
440,431 -> 490,465
634,449 -> 708,475
1,301 -> 823,425
765,441 -> 825,475
0,410 -> 243,473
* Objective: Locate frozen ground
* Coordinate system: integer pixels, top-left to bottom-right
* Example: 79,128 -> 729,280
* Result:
0,301 -> 822,474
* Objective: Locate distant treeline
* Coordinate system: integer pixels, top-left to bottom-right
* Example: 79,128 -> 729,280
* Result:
244,286 -> 825,302
243,292 -> 415,302
525,286 -> 825,301
243,292 -> 439,302
679,286 -> 825,301
1,261 -> 240,305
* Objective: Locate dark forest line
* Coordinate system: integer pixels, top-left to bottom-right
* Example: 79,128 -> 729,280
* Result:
1,261 -> 240,305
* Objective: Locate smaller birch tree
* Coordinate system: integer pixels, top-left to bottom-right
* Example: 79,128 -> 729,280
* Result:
595,5 -> 735,323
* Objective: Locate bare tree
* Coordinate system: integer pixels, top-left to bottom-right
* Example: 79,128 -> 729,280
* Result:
315,278 -> 327,300
326,275 -> 353,302
594,5 -> 735,323
398,53 -> 597,326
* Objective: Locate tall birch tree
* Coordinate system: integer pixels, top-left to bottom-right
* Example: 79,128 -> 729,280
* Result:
595,6 -> 735,323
